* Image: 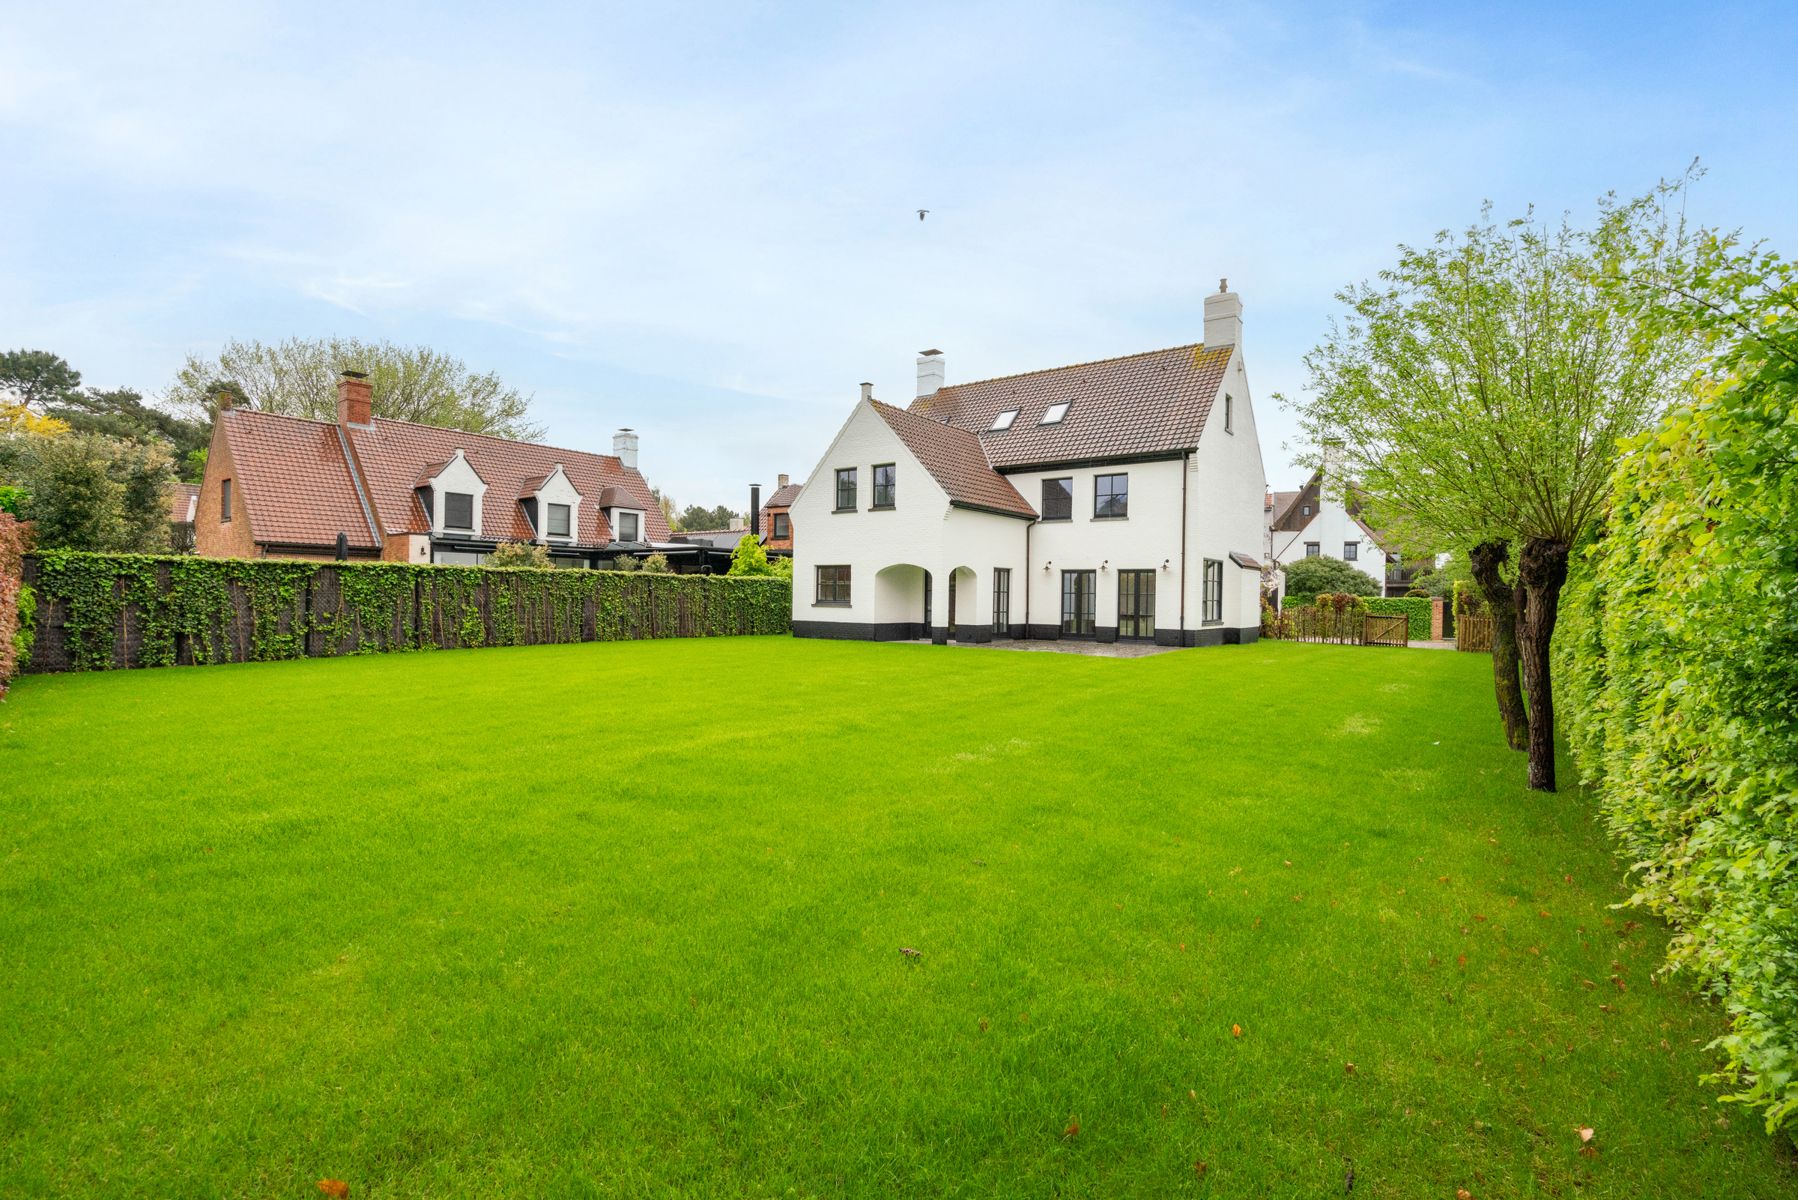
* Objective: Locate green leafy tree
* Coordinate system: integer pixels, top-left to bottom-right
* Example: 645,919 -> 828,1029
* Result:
46,388 -> 210,481
1279,555 -> 1379,604
674,503 -> 739,532
0,349 -> 82,410
13,431 -> 176,551
165,337 -> 541,440
727,534 -> 778,577
1285,179 -> 1698,790
489,541 -> 551,568
639,551 -> 672,574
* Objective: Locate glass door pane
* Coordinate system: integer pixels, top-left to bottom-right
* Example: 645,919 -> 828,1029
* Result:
1119,570 -> 1156,639
1062,570 -> 1095,636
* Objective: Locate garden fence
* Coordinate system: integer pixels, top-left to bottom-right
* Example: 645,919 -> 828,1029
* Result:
19,553 -> 792,675
1456,616 -> 1495,653
1279,607 -> 1411,647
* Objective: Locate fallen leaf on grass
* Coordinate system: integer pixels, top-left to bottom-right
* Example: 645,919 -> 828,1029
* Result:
318,1182 -> 349,1199
1063,1120 -> 1080,1139
1344,1062 -> 1356,1074
1474,914 -> 1487,922
1580,1144 -> 1600,1158
1193,1160 -> 1208,1178
899,947 -> 921,958
1456,1190 -> 1472,1199
978,1018 -> 989,1032
1538,910 -> 1551,918
1577,1126 -> 1595,1144
1232,1024 -> 1243,1038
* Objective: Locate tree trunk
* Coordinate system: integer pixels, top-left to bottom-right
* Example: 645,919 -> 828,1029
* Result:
1469,540 -> 1529,751
1516,537 -> 1570,792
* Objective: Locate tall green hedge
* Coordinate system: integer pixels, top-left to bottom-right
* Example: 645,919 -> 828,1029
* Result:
1556,372 -> 1798,1135
1364,596 -> 1432,641
24,553 -> 792,673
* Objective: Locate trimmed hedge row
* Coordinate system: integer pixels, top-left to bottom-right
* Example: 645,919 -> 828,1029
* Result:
22,552 -> 792,674
0,514 -> 30,697
1364,596 -> 1432,641
1556,370 -> 1798,1135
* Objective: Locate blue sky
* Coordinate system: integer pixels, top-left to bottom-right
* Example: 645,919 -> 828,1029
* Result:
3,1 -> 1793,506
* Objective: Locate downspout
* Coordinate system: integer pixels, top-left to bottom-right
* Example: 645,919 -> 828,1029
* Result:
1023,520 -> 1032,640
1179,450 -> 1190,644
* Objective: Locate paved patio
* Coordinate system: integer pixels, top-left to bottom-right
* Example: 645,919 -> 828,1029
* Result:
902,638 -> 1181,658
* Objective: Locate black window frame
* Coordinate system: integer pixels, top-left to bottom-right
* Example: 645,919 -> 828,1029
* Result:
772,512 -> 790,539
871,463 -> 896,509
1060,569 -> 1096,637
1304,541 -> 1320,557
1202,559 -> 1224,625
1342,541 -> 1358,561
617,511 -> 640,542
1224,392 -> 1233,434
992,567 -> 1011,634
834,468 -> 857,512
815,564 -> 851,605
1041,477 -> 1073,522
1093,473 -> 1128,519
546,502 -> 572,537
1118,569 -> 1156,639
220,477 -> 232,522
444,490 -> 475,531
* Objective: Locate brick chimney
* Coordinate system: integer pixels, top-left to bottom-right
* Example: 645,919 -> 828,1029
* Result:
777,473 -> 789,490
1203,279 -> 1242,351
336,370 -> 373,427
613,428 -> 639,470
916,349 -> 945,398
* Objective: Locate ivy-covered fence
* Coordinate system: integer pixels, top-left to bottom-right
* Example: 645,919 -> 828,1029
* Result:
20,553 -> 792,674
0,514 -> 30,697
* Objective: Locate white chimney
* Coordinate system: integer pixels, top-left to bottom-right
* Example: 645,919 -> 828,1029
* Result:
1321,439 -> 1344,502
1203,278 -> 1242,351
860,382 -> 873,402
613,427 -> 639,470
916,349 -> 945,398
777,473 -> 789,489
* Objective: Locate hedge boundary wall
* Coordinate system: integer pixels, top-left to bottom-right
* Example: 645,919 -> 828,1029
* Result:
0,514 -> 30,697
20,553 -> 792,674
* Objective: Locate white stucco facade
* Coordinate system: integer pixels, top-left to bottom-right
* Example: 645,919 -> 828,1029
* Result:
792,319 -> 1269,647
1266,489 -> 1389,590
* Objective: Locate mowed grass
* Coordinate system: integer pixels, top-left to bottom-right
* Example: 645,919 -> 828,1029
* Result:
1,639 -> 1791,1197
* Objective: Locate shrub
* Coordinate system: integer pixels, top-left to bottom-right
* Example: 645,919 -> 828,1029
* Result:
1366,596 -> 1432,641
1557,366 -> 1798,1136
640,552 -> 672,574
489,541 -> 551,569
610,554 -> 641,572
0,513 -> 32,696
727,534 -> 778,577
1281,556 -> 1379,606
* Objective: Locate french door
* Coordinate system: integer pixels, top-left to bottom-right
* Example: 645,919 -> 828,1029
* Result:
993,568 -> 1011,636
1118,570 -> 1156,639
1061,570 -> 1096,637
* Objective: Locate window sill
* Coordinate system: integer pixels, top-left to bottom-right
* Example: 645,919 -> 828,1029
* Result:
832,507 -> 856,514
1038,517 -> 1072,523
868,504 -> 896,512
813,601 -> 853,608
1090,515 -> 1129,522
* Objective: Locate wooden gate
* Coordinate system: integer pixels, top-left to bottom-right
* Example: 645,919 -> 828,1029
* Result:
1361,613 -> 1409,647
1457,616 -> 1495,652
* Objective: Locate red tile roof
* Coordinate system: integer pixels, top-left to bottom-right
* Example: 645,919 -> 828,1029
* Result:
763,482 -> 801,509
345,418 -> 670,546
217,409 -> 381,549
167,482 -> 200,524
910,342 -> 1234,468
870,401 -> 1036,519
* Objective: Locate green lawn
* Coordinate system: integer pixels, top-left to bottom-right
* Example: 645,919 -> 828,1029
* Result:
1,638 -> 1791,1197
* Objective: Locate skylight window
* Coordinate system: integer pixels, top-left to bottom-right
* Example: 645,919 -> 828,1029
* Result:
990,409 -> 1019,431
1040,402 -> 1070,425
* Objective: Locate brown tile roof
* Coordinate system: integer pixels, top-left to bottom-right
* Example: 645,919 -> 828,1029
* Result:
869,400 -> 1036,519
763,482 -> 801,509
346,418 -> 670,547
1270,475 -> 1321,531
167,482 -> 200,524
218,409 -> 381,549
909,342 -> 1234,468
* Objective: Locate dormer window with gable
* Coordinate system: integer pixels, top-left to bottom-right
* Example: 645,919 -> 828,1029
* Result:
444,491 -> 475,530
618,511 -> 640,541
547,503 -> 571,538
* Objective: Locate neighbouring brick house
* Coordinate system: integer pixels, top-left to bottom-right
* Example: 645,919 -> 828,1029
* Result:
193,371 -> 704,567
759,473 -> 798,555
167,482 -> 200,551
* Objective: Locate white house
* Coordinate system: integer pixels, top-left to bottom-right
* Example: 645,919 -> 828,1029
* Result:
1265,446 -> 1405,595
790,282 -> 1269,647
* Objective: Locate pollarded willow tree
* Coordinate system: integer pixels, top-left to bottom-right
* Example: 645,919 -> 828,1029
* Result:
1288,180 -> 1700,791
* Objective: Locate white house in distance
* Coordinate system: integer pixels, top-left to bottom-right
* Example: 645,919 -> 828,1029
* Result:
790,282 -> 1268,647
1264,445 -> 1400,595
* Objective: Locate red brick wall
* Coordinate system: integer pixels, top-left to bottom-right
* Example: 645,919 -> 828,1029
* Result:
193,419 -> 260,559
762,505 -> 793,552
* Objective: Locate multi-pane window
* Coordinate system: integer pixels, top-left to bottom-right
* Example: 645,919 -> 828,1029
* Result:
1304,542 -> 1320,557
1041,477 -> 1073,521
444,490 -> 475,530
1093,473 -> 1128,519
1061,570 -> 1096,636
772,512 -> 790,539
618,512 -> 640,541
816,564 -> 851,604
1202,559 -> 1224,624
1118,570 -> 1156,639
1342,542 -> 1358,561
834,468 -> 857,511
547,502 -> 571,537
220,478 -> 233,522
872,463 -> 896,508
993,568 -> 1011,634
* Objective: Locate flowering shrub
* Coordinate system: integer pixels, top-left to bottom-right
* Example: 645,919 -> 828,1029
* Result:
0,513 -> 32,697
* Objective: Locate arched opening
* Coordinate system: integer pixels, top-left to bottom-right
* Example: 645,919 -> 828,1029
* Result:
873,563 -> 930,641
947,565 -> 982,643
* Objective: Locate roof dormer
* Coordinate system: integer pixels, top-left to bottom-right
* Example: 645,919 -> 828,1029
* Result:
414,448 -> 488,536
519,463 -> 583,542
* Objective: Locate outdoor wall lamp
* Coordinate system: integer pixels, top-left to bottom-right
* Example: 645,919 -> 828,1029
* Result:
1161,558 -> 1171,571
1043,560 -> 1053,572
1101,559 -> 1109,572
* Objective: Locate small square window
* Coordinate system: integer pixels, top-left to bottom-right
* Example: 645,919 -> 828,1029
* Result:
1039,402 -> 1069,425
1093,473 -> 1128,519
815,564 -> 851,604
1041,477 -> 1072,521
1343,542 -> 1358,561
1304,542 -> 1320,557
444,491 -> 475,531
618,512 -> 640,541
990,409 -> 1019,431
547,503 -> 571,537
773,512 -> 790,539
1301,503 -> 1312,516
